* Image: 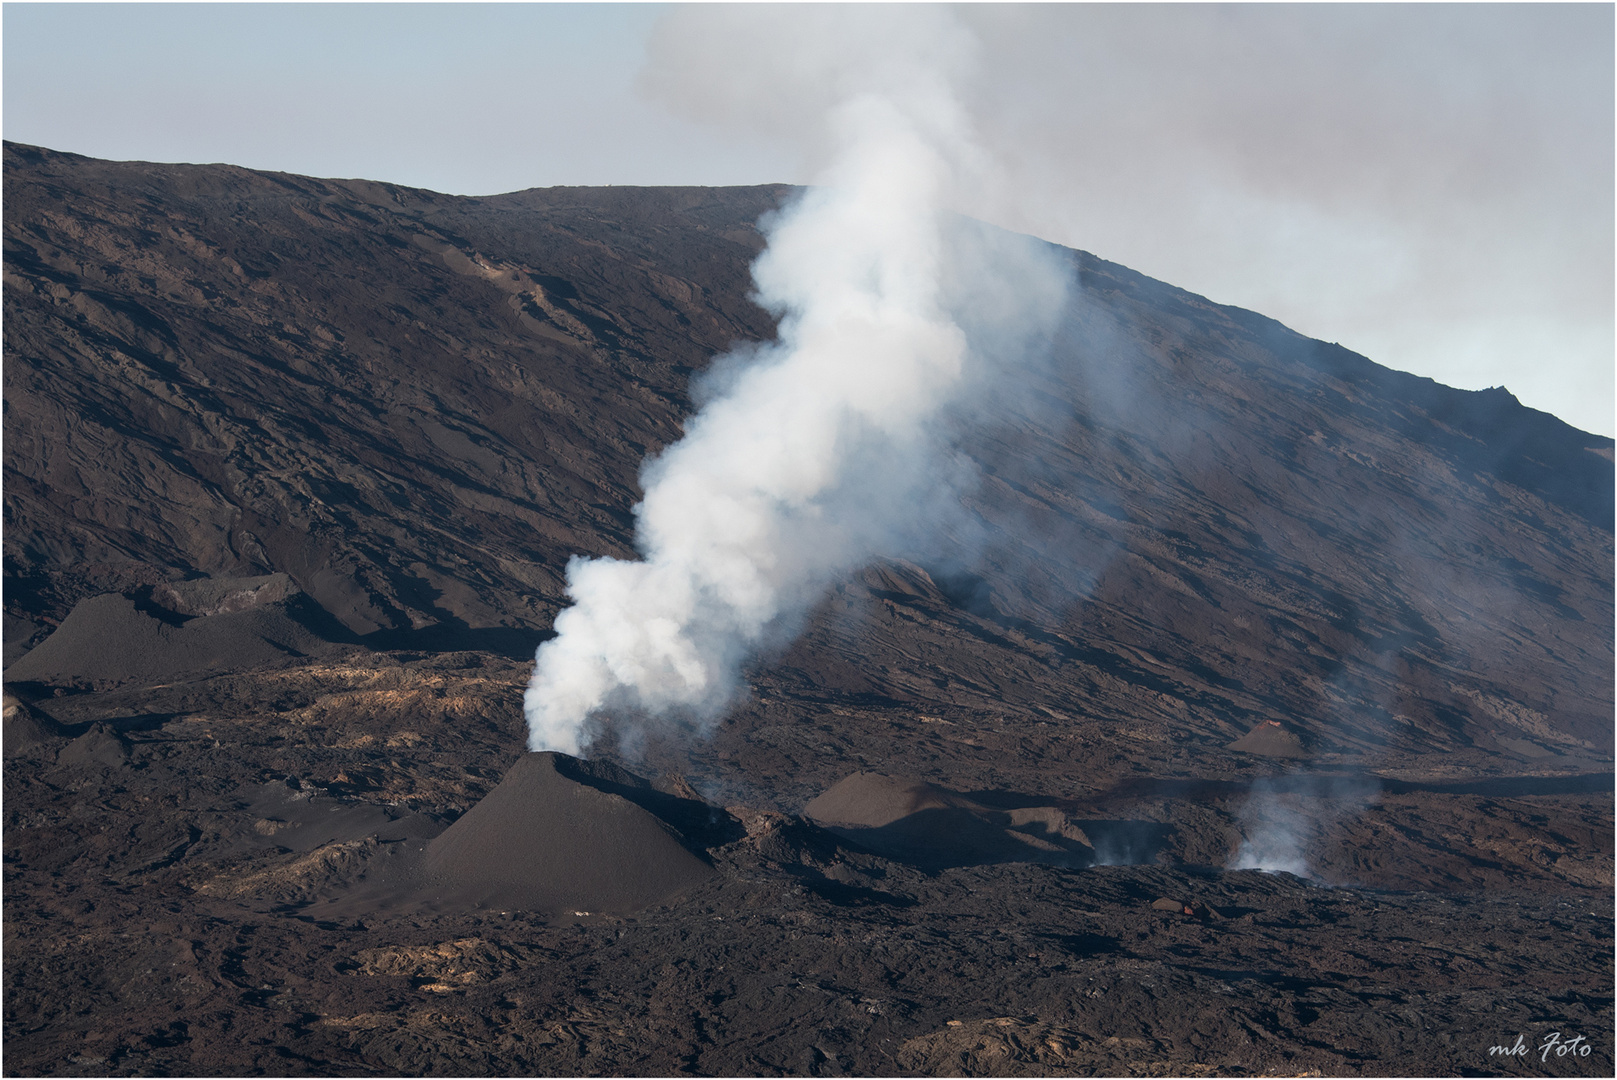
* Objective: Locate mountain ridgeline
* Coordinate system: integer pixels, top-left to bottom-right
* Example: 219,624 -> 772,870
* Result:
3,140 -> 1611,770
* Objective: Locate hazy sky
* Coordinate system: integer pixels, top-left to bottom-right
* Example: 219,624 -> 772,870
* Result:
5,3 -> 1612,437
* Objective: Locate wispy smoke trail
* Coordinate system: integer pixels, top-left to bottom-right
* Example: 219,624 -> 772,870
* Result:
1229,778 -> 1312,877
1229,773 -> 1381,881
524,9 -> 1067,754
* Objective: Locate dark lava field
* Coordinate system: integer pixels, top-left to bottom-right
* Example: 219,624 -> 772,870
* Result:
3,142 -> 1613,1076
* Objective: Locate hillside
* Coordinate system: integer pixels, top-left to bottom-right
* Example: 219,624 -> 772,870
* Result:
3,142 -> 1611,1076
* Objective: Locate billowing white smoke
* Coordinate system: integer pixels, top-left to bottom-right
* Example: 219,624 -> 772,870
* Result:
525,8 -> 1066,755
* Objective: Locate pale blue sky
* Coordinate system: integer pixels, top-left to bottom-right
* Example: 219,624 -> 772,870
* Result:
2,3 -> 779,191
5,3 -> 1612,437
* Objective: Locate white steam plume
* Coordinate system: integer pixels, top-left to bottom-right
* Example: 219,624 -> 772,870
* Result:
525,9 -> 1065,755
1229,779 -> 1312,878
1228,773 -> 1381,881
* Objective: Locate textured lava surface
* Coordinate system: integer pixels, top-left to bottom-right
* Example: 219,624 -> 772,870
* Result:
4,142 -> 1612,1076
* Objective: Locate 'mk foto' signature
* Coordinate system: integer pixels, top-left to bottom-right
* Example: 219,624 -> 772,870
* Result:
1489,1032 -> 1594,1062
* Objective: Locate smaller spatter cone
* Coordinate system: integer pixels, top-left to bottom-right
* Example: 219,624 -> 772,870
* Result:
1227,720 -> 1309,759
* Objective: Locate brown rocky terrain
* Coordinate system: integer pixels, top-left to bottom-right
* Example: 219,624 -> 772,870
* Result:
3,142 -> 1612,1076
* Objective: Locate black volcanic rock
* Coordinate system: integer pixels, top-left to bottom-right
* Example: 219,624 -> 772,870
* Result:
2,144 -> 1611,1077
2,141 -> 784,643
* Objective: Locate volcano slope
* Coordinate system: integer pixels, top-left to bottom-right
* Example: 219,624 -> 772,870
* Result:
4,142 -> 1612,1076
